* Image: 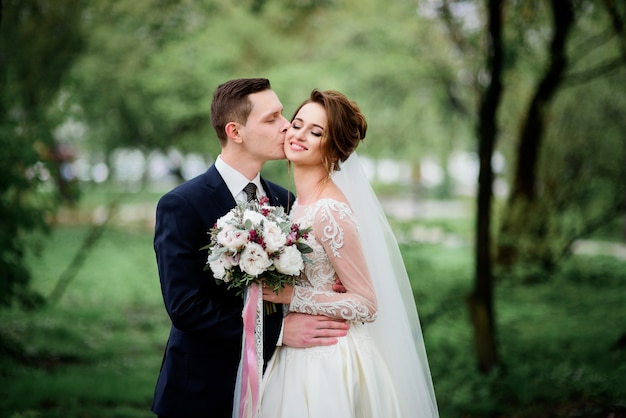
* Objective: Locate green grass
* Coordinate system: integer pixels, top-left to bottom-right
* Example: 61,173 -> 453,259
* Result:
1,197 -> 625,417
403,246 -> 626,417
0,225 -> 168,418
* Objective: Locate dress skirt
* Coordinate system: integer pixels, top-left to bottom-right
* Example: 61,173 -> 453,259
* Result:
259,322 -> 401,418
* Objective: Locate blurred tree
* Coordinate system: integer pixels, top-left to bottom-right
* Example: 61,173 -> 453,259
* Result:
468,0 -> 503,374
496,0 -> 576,271
0,0 -> 85,308
70,1 -> 219,159
432,0 -> 506,373
433,0 -> 626,372
496,0 -> 626,274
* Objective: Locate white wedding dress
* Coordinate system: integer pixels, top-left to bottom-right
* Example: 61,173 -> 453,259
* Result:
252,153 -> 438,418
260,198 -> 402,417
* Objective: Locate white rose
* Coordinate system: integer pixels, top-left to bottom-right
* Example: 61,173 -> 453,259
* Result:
263,221 -> 287,253
243,209 -> 266,228
209,252 -> 235,281
240,242 -> 272,276
274,245 -> 304,276
217,226 -> 249,250
216,210 -> 237,229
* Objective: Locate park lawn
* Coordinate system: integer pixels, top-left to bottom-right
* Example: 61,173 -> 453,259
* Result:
0,216 -> 625,417
0,225 -> 167,418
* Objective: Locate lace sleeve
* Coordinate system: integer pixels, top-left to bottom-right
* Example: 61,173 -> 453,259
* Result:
289,201 -> 378,322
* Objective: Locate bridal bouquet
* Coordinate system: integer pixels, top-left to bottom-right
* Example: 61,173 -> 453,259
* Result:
204,197 -> 312,418
204,196 -> 312,294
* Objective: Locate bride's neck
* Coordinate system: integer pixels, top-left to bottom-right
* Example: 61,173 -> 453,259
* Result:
293,165 -> 329,205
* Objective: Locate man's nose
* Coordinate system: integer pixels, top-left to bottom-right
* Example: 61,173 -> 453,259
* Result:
280,117 -> 290,133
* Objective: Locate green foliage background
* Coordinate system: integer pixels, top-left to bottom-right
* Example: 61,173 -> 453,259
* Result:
1,0 -> 626,416
68,0 -> 469,159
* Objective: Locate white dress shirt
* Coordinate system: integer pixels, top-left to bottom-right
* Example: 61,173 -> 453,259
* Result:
214,155 -> 264,202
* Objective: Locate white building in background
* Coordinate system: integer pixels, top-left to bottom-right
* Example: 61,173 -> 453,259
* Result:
447,150 -> 508,197
111,148 -> 146,184
448,151 -> 479,196
61,146 -> 508,198
419,156 -> 445,189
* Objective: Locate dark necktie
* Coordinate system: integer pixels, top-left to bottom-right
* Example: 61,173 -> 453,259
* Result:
243,182 -> 258,202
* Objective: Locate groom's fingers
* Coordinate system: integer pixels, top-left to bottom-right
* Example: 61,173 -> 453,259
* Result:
312,318 -> 350,345
315,318 -> 350,331
282,313 -> 349,348
332,278 -> 347,293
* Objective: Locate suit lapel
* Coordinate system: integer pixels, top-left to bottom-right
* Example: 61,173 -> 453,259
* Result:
203,166 -> 292,214
204,166 -> 237,215
261,177 -> 282,207
261,177 -> 293,212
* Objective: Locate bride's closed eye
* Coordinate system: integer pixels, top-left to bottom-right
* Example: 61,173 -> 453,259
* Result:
291,120 -> 323,138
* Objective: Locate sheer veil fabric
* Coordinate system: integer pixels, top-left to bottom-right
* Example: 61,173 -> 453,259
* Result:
332,153 -> 439,417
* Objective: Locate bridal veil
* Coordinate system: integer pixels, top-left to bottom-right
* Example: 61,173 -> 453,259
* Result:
333,153 -> 439,417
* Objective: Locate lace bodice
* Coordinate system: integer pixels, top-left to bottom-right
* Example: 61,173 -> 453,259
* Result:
288,199 -> 378,322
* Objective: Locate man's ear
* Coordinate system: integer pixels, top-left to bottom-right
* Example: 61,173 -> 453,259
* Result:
225,122 -> 244,144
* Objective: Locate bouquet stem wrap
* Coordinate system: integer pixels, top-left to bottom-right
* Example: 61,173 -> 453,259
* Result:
238,283 -> 263,418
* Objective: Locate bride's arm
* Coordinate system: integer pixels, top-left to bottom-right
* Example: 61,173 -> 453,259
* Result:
287,202 -> 378,322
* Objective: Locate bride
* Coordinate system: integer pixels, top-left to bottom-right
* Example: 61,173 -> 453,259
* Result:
258,89 -> 438,417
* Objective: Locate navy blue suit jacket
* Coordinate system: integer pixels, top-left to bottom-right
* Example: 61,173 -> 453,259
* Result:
151,165 -> 294,417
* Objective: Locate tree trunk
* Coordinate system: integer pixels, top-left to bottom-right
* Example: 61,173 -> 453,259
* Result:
497,0 -> 575,267
602,0 -> 626,243
510,0 -> 575,202
468,0 -> 504,374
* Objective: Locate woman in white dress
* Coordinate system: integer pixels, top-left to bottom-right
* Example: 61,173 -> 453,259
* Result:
260,89 -> 439,418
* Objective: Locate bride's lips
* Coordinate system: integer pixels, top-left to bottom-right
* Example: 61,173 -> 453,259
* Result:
289,141 -> 308,151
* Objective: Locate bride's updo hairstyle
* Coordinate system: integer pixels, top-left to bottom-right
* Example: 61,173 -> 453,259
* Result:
292,89 -> 367,174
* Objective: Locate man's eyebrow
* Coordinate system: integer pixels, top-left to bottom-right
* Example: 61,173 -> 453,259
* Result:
261,108 -> 283,119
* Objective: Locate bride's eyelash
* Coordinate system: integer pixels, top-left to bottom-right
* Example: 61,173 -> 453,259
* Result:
291,122 -> 321,137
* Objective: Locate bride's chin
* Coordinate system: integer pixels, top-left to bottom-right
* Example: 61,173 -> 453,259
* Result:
285,150 -> 298,161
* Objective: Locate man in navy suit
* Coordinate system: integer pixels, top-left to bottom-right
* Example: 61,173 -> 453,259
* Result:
151,78 -> 349,418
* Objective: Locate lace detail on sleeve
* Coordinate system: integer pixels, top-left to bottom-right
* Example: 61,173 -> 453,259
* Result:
318,202 -> 345,258
289,199 -> 378,322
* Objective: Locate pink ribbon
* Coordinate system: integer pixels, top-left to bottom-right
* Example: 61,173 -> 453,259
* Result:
239,283 -> 260,417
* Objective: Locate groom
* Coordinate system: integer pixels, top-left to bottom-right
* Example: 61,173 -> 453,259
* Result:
152,78 -> 349,418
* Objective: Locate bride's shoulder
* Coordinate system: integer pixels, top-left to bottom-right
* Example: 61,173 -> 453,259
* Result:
317,182 -> 350,208
299,182 -> 354,219
312,197 -> 353,220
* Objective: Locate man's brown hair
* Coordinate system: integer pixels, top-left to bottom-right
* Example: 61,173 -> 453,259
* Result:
210,78 -> 272,144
